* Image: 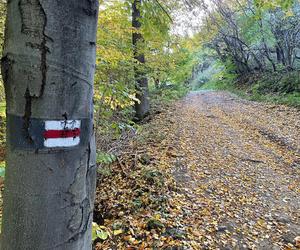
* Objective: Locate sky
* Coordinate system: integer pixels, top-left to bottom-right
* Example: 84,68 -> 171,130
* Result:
171,0 -> 212,37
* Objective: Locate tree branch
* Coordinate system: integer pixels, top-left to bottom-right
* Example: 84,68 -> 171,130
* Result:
152,0 -> 173,22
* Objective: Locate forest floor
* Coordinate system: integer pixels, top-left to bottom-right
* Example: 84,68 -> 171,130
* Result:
94,90 -> 300,250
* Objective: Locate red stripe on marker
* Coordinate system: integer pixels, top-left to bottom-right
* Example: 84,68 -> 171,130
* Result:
43,128 -> 81,139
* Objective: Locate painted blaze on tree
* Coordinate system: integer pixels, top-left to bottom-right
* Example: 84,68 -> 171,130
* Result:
1,0 -> 99,250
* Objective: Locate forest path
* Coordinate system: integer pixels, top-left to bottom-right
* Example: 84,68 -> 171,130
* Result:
94,91 -> 300,249
169,91 -> 300,249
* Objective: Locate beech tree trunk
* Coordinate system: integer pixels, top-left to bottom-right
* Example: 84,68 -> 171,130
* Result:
132,0 -> 150,120
0,1 -> 99,249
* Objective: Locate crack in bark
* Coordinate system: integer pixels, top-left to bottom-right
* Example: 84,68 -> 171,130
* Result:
67,198 -> 91,243
61,147 -> 94,247
65,165 -> 82,205
65,148 -> 92,206
40,35 -> 48,98
23,88 -> 33,143
19,0 -> 50,96
54,206 -> 92,248
68,206 -> 84,233
19,0 -> 51,141
87,143 -> 91,170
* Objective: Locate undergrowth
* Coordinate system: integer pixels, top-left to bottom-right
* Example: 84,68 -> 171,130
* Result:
93,104 -> 183,249
150,83 -> 189,104
200,70 -> 300,108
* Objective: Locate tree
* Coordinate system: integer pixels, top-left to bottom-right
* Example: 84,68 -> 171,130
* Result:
0,0 -> 99,249
93,0 -> 189,128
132,0 -> 150,120
0,2 -> 6,102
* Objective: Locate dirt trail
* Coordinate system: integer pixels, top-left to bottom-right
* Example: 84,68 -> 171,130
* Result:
169,91 -> 300,249
94,90 -> 300,249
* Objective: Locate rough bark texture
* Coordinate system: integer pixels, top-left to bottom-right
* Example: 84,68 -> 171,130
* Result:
0,0 -> 99,249
132,0 -> 150,121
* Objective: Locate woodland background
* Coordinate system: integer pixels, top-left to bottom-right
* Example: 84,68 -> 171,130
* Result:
0,0 -> 299,248
0,0 -> 299,156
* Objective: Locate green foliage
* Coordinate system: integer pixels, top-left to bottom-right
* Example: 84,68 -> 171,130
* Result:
96,152 -> 117,165
151,83 -> 189,103
0,161 -> 5,178
95,0 -> 136,117
97,166 -> 112,177
199,59 -> 238,91
200,80 -> 235,92
192,0 -> 300,107
95,0 -> 175,119
94,0 -> 198,141
200,70 -> 300,107
0,102 -> 5,117
92,222 -> 110,241
254,0 -> 295,10
0,1 -> 6,56
248,90 -> 300,107
253,71 -> 300,94
247,71 -> 300,106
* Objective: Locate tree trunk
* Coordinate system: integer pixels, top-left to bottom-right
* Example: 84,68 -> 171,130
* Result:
0,1 -> 98,249
132,0 -> 150,121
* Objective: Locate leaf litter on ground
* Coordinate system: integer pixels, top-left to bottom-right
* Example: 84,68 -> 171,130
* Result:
94,91 -> 300,249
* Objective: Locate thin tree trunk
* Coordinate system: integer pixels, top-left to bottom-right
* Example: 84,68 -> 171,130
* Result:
258,19 -> 276,72
132,0 -> 150,120
277,45 -> 286,66
1,1 -> 98,249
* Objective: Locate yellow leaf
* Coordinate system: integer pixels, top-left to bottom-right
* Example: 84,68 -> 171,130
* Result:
113,229 -> 123,236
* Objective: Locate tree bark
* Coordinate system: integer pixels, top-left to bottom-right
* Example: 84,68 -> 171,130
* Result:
0,1 -> 98,249
132,0 -> 150,121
